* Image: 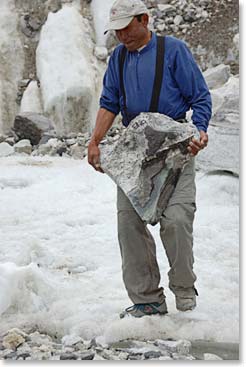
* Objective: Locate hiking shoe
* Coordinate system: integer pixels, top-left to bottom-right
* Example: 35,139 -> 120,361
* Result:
119,300 -> 168,319
176,295 -> 196,311
170,285 -> 198,312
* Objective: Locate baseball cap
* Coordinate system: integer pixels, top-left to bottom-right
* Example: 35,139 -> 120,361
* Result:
104,0 -> 148,34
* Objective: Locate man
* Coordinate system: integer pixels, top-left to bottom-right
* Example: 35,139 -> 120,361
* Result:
88,0 -> 212,318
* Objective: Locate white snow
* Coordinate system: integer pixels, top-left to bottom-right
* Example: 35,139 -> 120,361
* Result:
0,0 -> 24,134
36,4 -> 97,134
91,0 -> 116,46
20,81 -> 43,114
0,156 -> 239,344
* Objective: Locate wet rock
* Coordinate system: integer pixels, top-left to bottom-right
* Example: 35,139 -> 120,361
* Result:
14,139 -> 32,154
13,113 -> 54,146
100,112 -> 197,224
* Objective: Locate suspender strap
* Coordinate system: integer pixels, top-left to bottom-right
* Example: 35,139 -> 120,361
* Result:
119,36 -> 165,122
119,45 -> 127,119
149,36 -> 165,112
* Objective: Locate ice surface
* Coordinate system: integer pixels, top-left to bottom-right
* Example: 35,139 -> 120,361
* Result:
0,156 -> 239,343
91,0 -> 116,46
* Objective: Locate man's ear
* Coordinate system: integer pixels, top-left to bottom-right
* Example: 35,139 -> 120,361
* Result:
141,13 -> 149,27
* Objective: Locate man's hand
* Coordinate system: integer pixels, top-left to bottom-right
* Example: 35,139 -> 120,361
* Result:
87,141 -> 104,173
188,130 -> 208,156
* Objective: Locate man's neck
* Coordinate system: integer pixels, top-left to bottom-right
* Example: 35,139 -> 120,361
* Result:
137,31 -> 152,52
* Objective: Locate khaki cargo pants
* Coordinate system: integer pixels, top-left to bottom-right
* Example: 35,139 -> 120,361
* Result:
117,158 -> 197,304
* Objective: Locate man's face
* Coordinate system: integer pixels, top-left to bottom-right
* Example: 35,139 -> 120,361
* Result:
115,15 -> 149,52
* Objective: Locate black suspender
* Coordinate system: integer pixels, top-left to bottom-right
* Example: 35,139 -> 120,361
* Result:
118,45 -> 128,122
119,36 -> 165,123
149,36 -> 165,112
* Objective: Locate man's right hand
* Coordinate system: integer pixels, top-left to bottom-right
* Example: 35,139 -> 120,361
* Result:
87,141 -> 104,173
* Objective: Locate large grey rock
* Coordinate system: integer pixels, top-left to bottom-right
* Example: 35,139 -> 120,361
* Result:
100,113 -> 197,225
13,113 -> 54,145
196,76 -> 239,176
204,64 -> 231,90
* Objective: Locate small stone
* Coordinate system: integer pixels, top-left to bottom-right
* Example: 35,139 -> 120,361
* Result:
28,331 -> 53,346
144,350 -> 162,359
18,79 -> 32,88
4,351 -> 17,359
94,46 -> 108,61
154,339 -> 191,355
204,353 -> 223,360
5,137 -> 16,146
66,138 -> 76,146
172,353 -> 196,360
173,15 -> 183,25
118,351 -> 129,360
62,335 -> 83,347
159,355 -> 173,360
14,139 -> 32,154
157,23 -> 166,32
80,351 -> 95,360
69,143 -> 86,159
2,330 -> 26,350
60,353 -> 78,360
93,353 -> 106,360
128,354 -> 143,360
157,4 -> 176,14
17,352 -> 31,359
28,18 -> 42,31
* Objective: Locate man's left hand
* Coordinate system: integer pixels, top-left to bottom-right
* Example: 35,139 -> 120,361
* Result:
188,130 -> 208,156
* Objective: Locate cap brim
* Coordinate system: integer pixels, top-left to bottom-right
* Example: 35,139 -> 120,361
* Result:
104,16 -> 134,35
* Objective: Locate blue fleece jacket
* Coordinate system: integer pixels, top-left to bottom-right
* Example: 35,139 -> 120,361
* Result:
100,33 -> 212,132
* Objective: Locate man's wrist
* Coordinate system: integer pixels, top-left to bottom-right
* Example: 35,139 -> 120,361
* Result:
90,137 -> 100,146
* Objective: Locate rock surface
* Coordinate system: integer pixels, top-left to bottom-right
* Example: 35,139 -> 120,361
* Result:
13,113 -> 54,146
204,64 -> 231,89
196,75 -> 239,176
100,112 -> 197,224
14,139 -> 32,154
0,328 -> 230,361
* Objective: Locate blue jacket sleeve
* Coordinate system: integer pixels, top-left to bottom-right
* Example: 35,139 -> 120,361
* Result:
99,47 -> 121,115
172,40 -> 212,132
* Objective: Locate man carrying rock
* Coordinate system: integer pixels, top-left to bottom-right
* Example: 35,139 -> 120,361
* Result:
88,0 -> 212,318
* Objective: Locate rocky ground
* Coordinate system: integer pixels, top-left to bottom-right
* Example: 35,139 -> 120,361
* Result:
1,328 -> 232,361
